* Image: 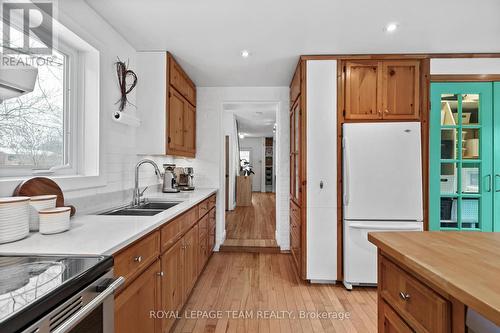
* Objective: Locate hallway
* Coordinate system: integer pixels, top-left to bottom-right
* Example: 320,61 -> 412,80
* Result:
224,193 -> 278,248
172,252 -> 377,333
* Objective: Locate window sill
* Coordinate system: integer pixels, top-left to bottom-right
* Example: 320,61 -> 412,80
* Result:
0,174 -> 107,196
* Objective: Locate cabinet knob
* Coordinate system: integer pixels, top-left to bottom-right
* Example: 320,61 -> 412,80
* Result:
157,271 -> 164,277
399,292 -> 411,301
384,109 -> 389,114
134,256 -> 143,263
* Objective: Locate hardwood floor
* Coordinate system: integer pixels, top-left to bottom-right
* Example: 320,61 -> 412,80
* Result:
224,193 -> 277,248
172,252 -> 377,333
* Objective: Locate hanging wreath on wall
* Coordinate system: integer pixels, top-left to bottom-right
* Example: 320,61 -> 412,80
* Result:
115,58 -> 138,111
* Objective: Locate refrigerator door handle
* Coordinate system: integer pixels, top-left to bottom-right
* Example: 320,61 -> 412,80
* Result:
348,224 -> 422,231
343,137 -> 350,206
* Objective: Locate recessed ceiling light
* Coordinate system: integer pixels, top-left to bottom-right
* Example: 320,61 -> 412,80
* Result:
241,49 -> 250,58
385,23 -> 398,33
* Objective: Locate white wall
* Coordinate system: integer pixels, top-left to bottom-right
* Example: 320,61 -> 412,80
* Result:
195,87 -> 290,250
240,137 -> 264,192
223,112 -> 239,210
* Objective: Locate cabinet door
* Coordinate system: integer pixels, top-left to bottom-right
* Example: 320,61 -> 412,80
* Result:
168,88 -> 186,151
183,225 -> 199,297
494,82 -> 500,232
290,63 -> 301,105
290,105 -> 296,201
381,60 -> 420,120
430,82 -> 493,231
115,260 -> 161,333
380,301 -> 413,333
184,102 -> 196,155
290,98 -> 301,204
345,61 -> 382,120
160,241 -> 184,333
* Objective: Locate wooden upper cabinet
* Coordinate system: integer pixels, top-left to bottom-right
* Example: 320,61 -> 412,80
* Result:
184,103 -> 196,154
136,52 -> 196,157
381,60 -> 420,120
290,62 -> 301,105
167,53 -> 196,158
344,59 -> 420,121
168,53 -> 196,106
345,61 -> 381,120
168,89 -> 186,151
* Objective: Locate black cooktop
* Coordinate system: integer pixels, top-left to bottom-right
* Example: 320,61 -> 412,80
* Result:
0,255 -> 113,333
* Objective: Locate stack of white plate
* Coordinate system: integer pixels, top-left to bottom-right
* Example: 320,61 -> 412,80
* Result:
29,195 -> 57,231
0,197 -> 30,244
39,207 -> 71,235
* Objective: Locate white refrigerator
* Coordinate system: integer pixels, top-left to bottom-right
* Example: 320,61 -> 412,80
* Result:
342,122 -> 423,290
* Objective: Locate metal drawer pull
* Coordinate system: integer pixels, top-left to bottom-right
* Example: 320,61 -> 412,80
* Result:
52,276 -> 125,333
134,256 -> 143,263
399,292 -> 411,301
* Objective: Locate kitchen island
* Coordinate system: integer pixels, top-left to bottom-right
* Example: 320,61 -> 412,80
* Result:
368,231 -> 500,332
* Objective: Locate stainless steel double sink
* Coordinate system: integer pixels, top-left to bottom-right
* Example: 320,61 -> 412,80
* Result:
99,201 -> 180,216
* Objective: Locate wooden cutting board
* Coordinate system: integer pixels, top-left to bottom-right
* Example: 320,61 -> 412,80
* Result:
13,177 -> 76,216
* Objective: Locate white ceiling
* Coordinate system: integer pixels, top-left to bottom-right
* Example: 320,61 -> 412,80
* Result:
224,103 -> 277,137
85,0 -> 500,86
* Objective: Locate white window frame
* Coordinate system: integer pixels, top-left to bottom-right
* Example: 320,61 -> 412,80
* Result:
0,31 -> 80,178
0,7 -> 104,194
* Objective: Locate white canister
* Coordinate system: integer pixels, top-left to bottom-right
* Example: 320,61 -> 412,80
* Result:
39,207 -> 71,235
29,195 -> 57,231
0,197 -> 30,244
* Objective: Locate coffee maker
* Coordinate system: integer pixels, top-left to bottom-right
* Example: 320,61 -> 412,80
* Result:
177,167 -> 195,191
162,164 -> 180,193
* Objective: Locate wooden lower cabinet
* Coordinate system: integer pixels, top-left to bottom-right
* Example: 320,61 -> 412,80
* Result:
380,301 -> 413,333
115,260 -> 161,333
377,253 -> 455,333
183,224 -> 199,296
115,194 -> 216,333
160,241 -> 184,333
289,200 -> 302,275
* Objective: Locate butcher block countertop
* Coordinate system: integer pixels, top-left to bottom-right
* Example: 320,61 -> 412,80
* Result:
368,231 -> 500,327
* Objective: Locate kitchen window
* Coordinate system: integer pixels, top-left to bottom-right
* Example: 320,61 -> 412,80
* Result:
0,18 -> 81,178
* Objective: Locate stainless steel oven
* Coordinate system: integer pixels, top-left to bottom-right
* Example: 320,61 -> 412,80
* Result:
22,271 -> 124,333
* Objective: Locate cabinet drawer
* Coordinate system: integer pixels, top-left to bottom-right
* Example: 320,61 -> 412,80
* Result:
160,215 -> 183,252
114,231 -> 160,285
198,214 -> 208,238
181,206 -> 198,233
198,199 -> 209,217
380,256 -> 450,333
381,300 -> 413,333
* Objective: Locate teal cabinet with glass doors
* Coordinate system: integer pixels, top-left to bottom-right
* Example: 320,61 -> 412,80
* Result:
430,82 -> 500,231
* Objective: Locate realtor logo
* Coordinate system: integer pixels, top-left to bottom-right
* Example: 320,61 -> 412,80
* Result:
2,2 -> 53,54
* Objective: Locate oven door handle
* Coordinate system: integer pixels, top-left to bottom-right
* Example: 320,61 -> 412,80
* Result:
52,276 -> 125,333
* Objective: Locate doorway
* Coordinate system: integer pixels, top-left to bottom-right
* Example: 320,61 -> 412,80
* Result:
221,102 -> 279,251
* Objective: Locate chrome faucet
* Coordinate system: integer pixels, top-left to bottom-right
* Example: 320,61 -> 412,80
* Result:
133,159 -> 162,206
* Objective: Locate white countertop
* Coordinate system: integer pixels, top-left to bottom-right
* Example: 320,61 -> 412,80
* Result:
0,188 -> 217,256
